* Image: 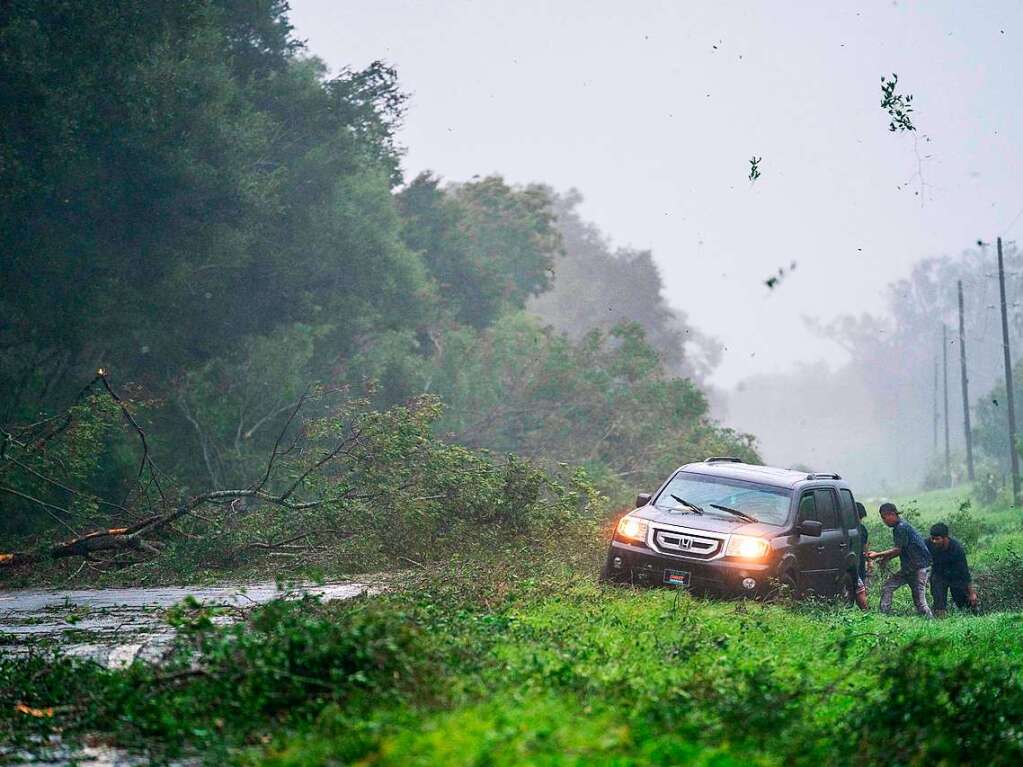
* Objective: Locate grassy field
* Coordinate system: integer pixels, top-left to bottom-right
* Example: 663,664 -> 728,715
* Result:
3,487 -> 1023,765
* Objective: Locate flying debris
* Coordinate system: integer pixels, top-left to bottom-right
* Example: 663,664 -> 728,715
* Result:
749,156 -> 762,182
880,73 -> 915,132
764,261 -> 797,291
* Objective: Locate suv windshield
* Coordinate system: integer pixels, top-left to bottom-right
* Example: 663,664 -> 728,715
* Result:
654,472 -> 792,526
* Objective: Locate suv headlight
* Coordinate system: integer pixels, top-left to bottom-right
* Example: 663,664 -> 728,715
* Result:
725,534 -> 770,559
615,516 -> 649,545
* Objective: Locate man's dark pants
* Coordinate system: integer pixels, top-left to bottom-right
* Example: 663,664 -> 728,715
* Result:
930,573 -> 971,611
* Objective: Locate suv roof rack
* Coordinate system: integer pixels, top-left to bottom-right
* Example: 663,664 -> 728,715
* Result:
806,472 -> 842,480
704,456 -> 743,463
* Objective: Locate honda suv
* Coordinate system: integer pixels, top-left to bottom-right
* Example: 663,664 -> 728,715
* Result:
602,458 -> 862,597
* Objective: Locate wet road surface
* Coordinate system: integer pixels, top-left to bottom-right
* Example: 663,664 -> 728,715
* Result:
0,580 -> 377,667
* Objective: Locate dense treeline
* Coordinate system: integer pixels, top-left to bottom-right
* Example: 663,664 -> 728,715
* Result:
0,0 -> 754,556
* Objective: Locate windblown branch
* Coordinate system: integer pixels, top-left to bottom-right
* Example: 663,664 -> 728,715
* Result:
278,428 -> 362,503
98,372 -> 167,504
253,387 -> 310,493
0,487 -> 333,570
0,484 -> 80,536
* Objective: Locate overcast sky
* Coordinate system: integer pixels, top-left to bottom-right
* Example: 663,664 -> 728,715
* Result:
289,0 -> 1022,387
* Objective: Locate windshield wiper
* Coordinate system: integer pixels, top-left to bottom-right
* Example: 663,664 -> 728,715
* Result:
709,503 -> 758,523
669,494 -> 704,514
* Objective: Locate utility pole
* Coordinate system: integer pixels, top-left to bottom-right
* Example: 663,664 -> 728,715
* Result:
997,236 -> 1021,505
958,280 -> 975,481
932,357 -> 939,453
943,324 -> 951,487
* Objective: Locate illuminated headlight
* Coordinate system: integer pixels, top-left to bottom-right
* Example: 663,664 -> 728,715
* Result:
725,534 -> 770,559
615,516 -> 649,545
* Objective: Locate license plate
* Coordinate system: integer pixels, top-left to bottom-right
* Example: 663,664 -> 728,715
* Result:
664,569 -> 691,587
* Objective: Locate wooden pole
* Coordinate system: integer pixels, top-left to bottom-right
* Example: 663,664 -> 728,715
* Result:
943,324 -> 951,487
958,280 -> 975,481
997,236 -> 1021,505
933,356 -> 939,453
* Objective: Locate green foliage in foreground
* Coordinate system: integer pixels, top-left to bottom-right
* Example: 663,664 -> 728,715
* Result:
4,540 -> 1023,766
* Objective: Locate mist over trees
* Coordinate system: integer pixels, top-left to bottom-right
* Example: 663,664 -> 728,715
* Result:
528,191 -> 721,383
727,243 -> 1023,494
0,0 -> 753,547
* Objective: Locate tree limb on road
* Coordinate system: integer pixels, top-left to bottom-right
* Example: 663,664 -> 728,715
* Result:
0,488 -> 333,569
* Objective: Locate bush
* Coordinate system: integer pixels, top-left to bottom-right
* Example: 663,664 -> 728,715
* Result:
0,596 -> 439,756
843,640 -> 1023,765
971,459 -> 1004,507
973,551 -> 1023,612
943,499 -> 991,549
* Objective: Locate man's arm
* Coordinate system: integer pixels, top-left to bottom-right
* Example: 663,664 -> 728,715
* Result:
866,546 -> 900,560
955,542 -> 978,606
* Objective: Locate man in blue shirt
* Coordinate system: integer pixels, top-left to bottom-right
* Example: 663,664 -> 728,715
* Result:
927,522 -> 978,617
866,502 -> 933,618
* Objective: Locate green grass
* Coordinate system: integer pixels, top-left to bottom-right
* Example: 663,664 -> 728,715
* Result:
5,531 -> 1023,766
228,579 -> 1023,766
4,489 -> 1023,765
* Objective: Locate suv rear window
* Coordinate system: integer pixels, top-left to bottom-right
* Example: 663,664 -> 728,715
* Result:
654,472 -> 792,526
813,489 -> 839,530
838,489 -> 857,529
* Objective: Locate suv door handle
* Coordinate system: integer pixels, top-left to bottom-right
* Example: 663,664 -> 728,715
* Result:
838,543 -> 848,549
816,545 -> 826,552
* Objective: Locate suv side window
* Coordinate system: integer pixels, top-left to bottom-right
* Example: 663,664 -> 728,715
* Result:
813,489 -> 839,530
798,492 -> 816,523
838,489 -> 856,529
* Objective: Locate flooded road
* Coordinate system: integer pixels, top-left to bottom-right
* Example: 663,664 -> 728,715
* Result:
0,580 -> 379,667
2,580 -> 381,764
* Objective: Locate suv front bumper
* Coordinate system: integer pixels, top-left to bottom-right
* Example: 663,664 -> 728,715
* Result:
604,539 -> 776,596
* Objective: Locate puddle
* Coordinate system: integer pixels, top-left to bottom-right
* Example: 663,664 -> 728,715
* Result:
0,580 -> 379,667
1,579 -> 380,765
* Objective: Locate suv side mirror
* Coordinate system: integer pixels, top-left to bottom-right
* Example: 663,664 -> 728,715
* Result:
798,520 -> 823,537
635,492 -> 652,508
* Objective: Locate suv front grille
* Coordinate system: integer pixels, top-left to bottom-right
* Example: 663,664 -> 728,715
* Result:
652,528 -> 722,559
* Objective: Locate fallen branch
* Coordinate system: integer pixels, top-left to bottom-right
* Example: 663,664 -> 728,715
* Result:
0,486 -> 341,569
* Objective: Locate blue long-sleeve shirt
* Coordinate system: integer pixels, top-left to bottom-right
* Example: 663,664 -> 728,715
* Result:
926,537 -> 972,587
892,519 -> 931,574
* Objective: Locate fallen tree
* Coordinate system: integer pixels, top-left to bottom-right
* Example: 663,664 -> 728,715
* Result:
1,373 -> 601,576
0,374 -> 367,572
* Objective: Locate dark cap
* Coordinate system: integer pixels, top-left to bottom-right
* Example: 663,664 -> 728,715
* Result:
879,502 -> 898,516
930,522 -> 949,537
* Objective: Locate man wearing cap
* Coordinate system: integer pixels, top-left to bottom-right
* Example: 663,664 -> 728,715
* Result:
926,522 -> 978,617
866,502 -> 933,618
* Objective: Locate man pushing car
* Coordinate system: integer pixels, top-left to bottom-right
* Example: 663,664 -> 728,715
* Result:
866,502 -> 933,618
926,522 -> 978,617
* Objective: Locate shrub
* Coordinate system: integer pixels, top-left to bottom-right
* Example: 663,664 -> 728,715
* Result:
971,459 -> 1004,507
843,640 -> 1023,765
944,499 -> 990,549
973,551 -> 1023,612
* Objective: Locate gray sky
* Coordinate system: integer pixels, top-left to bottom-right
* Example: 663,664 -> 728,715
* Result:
289,0 -> 1023,387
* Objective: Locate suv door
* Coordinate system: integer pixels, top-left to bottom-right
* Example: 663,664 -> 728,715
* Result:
795,491 -> 830,593
838,488 -> 861,578
812,488 -> 848,595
